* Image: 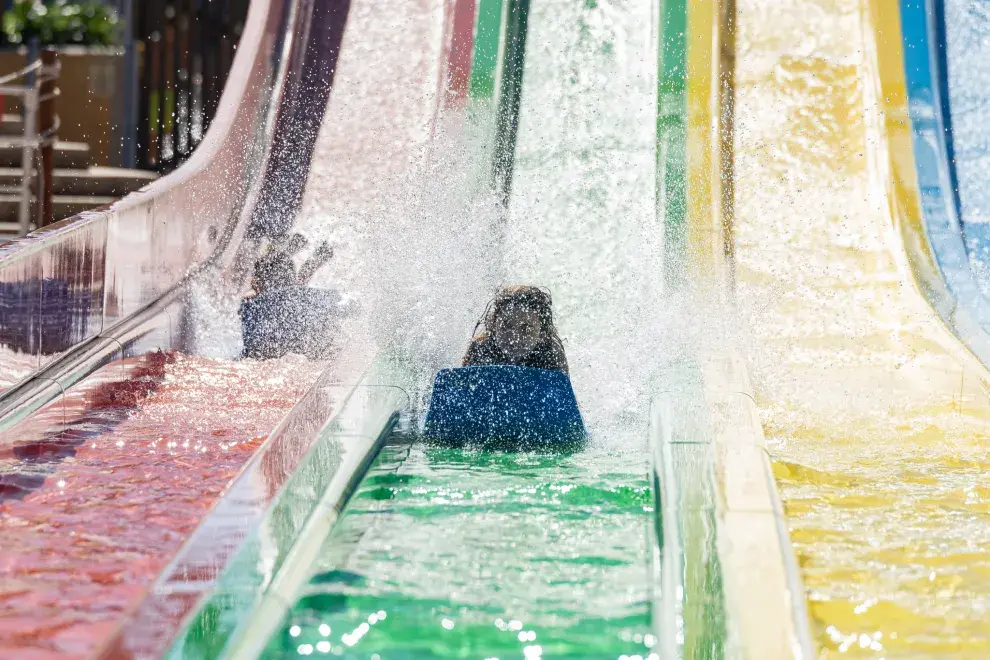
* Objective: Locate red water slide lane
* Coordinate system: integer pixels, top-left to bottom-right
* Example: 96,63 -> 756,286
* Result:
0,351 -> 324,659
0,0 -> 345,656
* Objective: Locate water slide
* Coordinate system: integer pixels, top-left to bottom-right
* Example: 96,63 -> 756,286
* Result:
737,0 -> 990,656
2,0 -> 990,658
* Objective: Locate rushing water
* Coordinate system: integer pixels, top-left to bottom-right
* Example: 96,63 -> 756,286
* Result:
263,435 -> 654,658
508,0 -> 663,432
735,0 -> 990,655
258,0 -> 664,655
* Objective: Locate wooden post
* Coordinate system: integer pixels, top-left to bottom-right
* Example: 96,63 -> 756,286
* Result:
38,48 -> 57,228
121,0 -> 139,168
163,12 -> 177,168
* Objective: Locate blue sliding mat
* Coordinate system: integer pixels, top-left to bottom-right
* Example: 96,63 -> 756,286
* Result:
424,365 -> 587,448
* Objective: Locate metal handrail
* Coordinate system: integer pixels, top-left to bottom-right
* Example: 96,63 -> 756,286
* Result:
0,60 -> 42,86
0,57 -> 61,236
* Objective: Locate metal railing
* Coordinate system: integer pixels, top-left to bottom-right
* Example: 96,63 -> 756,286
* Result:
0,48 -> 59,236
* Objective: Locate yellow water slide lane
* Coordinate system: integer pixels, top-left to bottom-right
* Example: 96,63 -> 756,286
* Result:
735,0 -> 990,656
686,0 -> 724,282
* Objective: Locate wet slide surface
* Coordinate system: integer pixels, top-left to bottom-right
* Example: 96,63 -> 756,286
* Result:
944,0 -> 990,290
0,354 -> 323,658
736,0 -> 990,655
264,439 -> 652,658
241,0 -> 662,655
19,0 -> 990,657
0,0 -> 456,655
0,0 -> 347,655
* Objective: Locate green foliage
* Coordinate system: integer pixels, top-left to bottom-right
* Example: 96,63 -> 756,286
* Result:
2,0 -> 119,47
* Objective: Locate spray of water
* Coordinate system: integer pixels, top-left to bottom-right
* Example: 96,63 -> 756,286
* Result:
181,0 -> 777,454
289,116 -> 500,387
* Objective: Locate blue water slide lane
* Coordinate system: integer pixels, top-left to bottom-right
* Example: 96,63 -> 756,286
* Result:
898,0 -> 990,341
930,0 -> 963,220
941,0 -> 990,289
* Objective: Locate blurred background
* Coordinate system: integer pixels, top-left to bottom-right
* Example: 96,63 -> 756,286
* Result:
0,1 -> 249,236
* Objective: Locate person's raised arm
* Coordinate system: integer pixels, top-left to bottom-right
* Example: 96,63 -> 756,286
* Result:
298,241 -> 334,285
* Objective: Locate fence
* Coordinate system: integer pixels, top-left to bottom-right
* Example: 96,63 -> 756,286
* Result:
131,0 -> 251,172
0,48 -> 59,234
0,1 -> 251,173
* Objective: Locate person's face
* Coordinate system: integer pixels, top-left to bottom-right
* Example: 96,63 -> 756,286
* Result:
494,307 -> 542,361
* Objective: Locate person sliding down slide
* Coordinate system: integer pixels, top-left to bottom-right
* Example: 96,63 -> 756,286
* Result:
240,233 -> 344,360
462,285 -> 569,373
425,286 -> 584,449
252,233 -> 334,295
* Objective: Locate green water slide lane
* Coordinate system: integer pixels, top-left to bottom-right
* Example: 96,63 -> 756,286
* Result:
468,0 -> 506,101
161,0 -> 750,657
657,0 -> 688,290
163,3 -> 534,656
249,1 -> 657,656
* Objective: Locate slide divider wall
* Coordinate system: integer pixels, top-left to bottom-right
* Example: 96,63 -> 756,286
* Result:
650,0 -> 815,657
157,356 -> 410,659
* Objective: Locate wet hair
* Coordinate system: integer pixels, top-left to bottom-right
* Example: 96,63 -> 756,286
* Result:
462,285 -> 569,373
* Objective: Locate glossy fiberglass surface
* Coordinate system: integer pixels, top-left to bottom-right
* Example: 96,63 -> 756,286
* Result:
890,0 -> 990,365
0,0 -> 290,397
249,433 -> 655,659
162,1 -> 676,658
943,0 -> 990,292
734,0 -> 990,654
20,0 -> 990,657
0,0 -> 369,656
164,0 -> 812,656
100,0 -> 459,654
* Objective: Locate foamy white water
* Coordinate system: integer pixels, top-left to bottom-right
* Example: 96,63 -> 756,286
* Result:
293,0 -> 510,387
507,0 -> 661,441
